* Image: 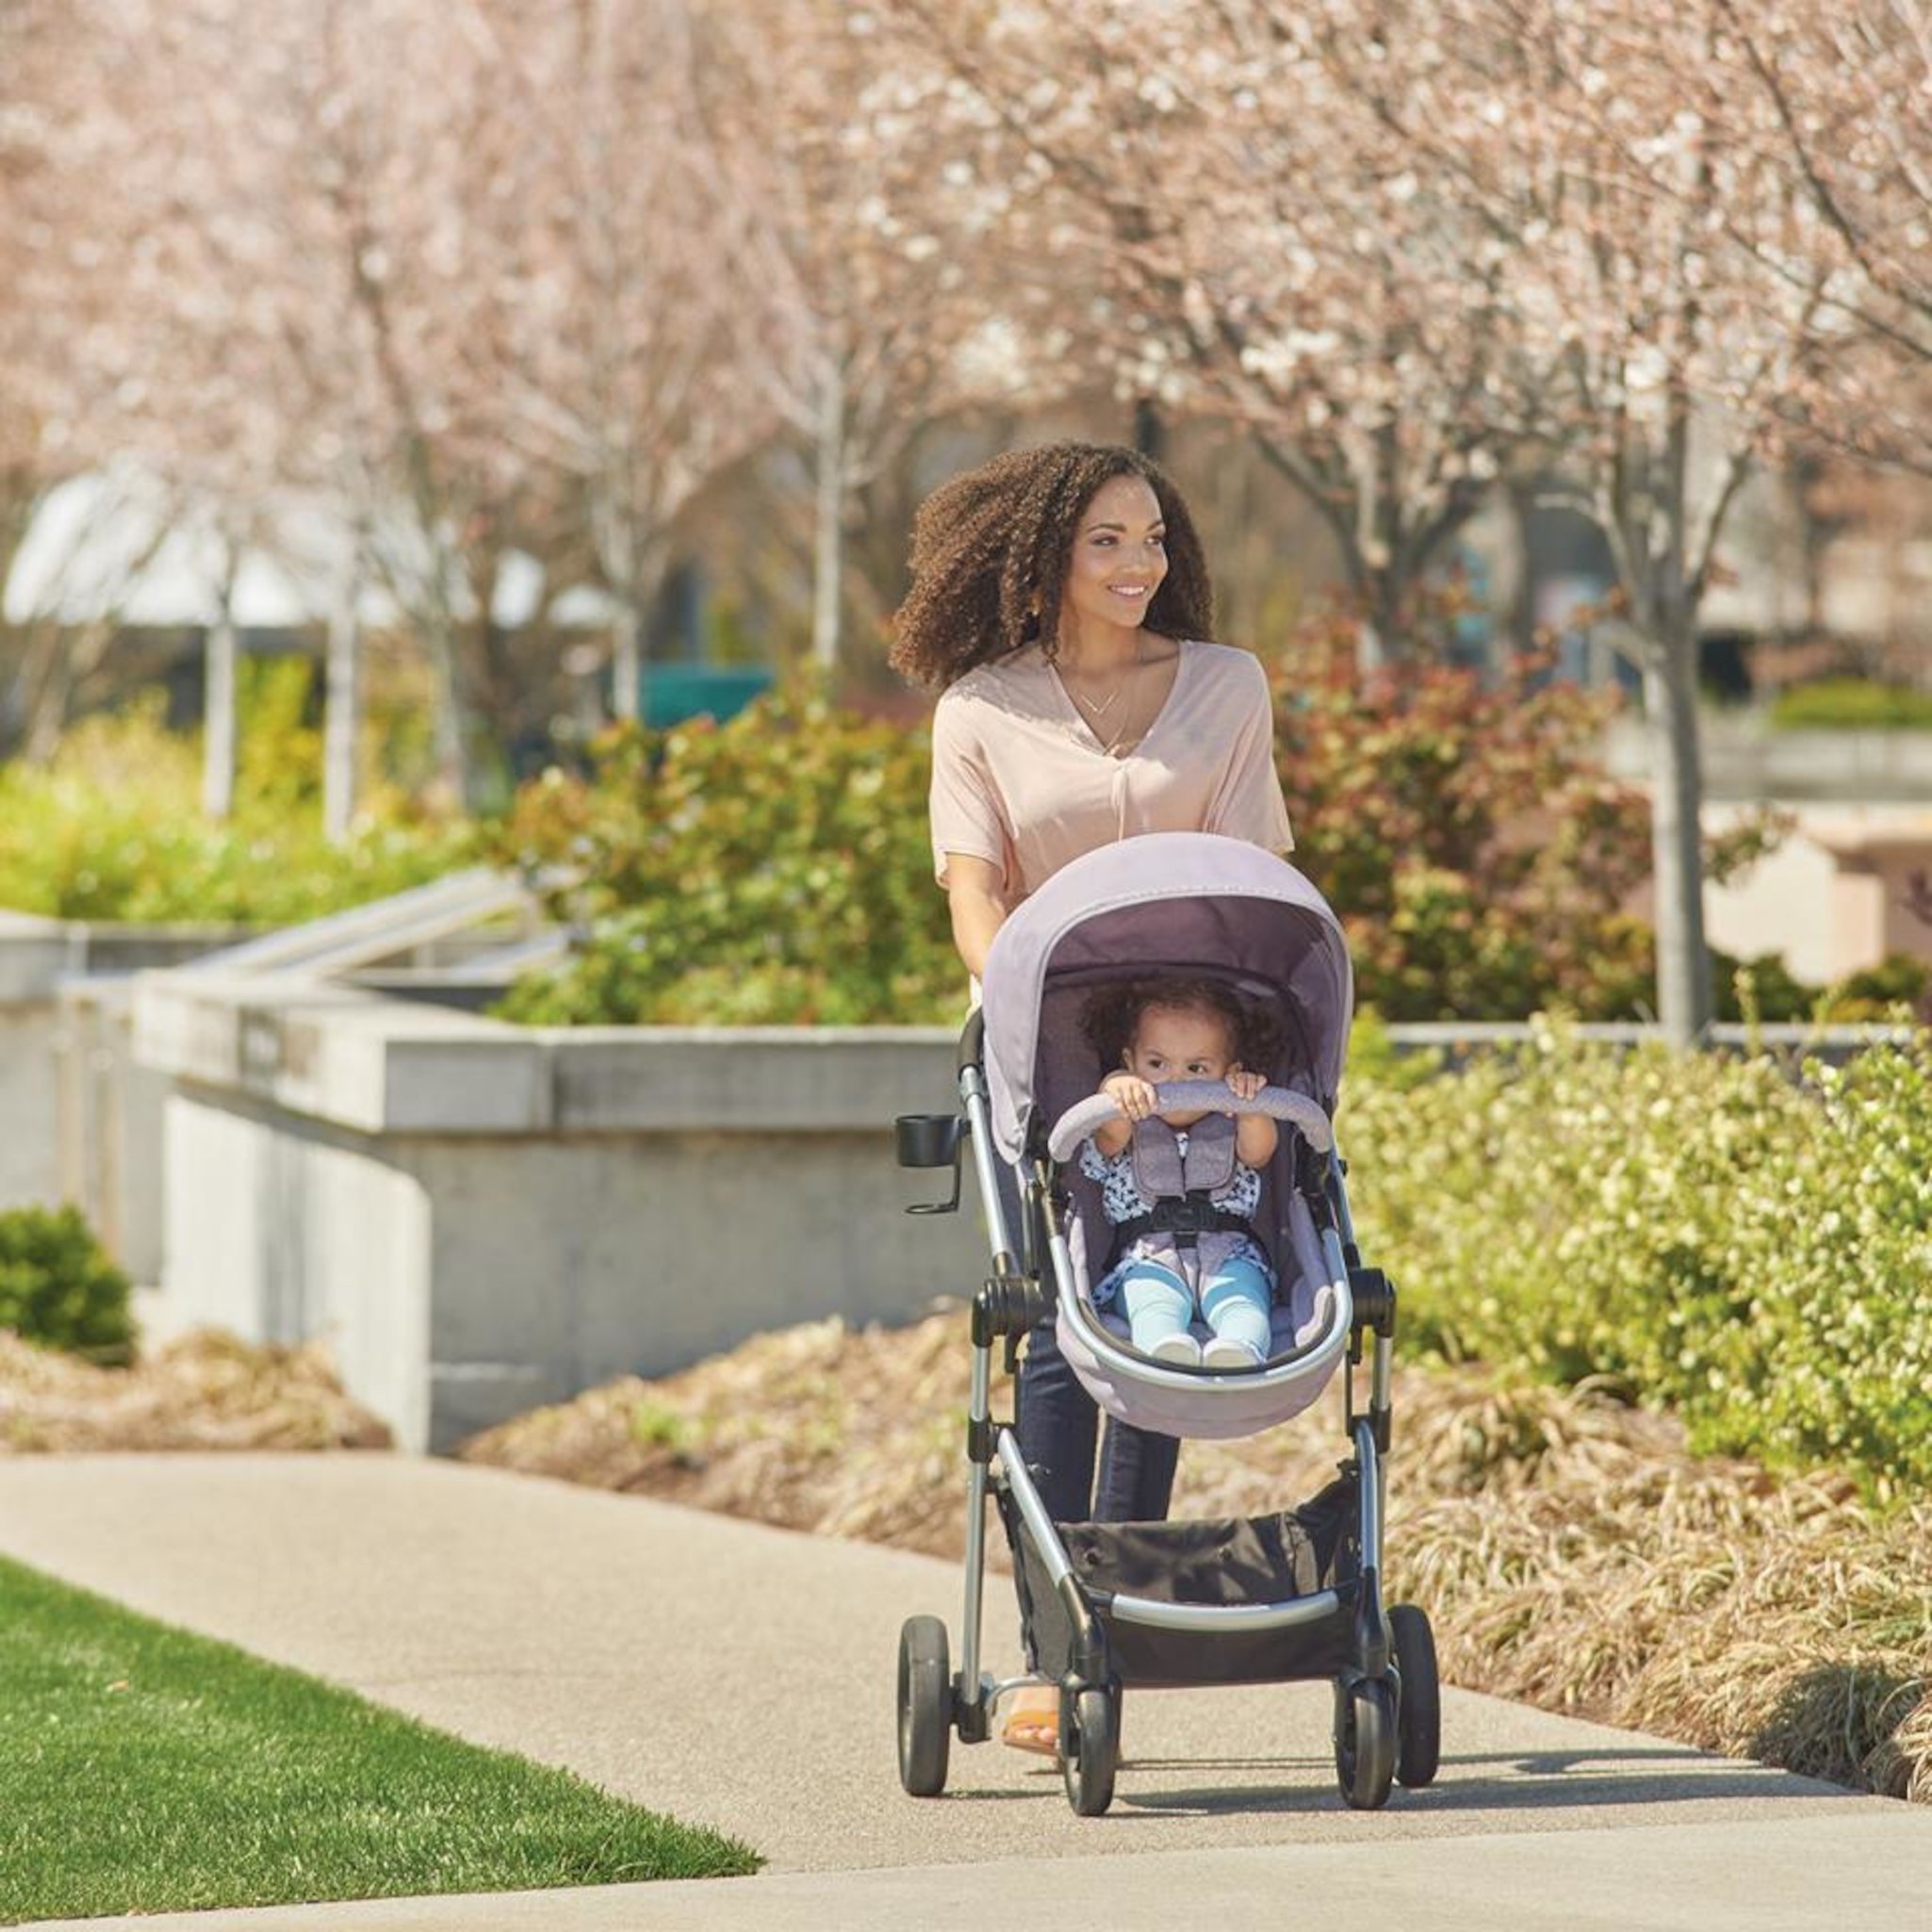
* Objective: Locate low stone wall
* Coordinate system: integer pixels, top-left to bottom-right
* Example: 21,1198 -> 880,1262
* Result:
1605,714 -> 1932,802
0,912 -> 247,1225
134,973 -> 984,1452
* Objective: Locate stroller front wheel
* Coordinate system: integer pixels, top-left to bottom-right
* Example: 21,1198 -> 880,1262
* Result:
896,1615 -> 952,1797
1061,1685 -> 1119,1817
1333,1676 -> 1397,1810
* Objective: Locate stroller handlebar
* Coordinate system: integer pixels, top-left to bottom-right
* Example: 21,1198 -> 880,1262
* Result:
1047,1083 -> 1334,1162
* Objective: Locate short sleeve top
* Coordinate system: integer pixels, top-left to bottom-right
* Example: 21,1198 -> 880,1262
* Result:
928,639 -> 1293,903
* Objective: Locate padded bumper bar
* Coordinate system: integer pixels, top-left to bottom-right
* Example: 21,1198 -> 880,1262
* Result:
1048,1082 -> 1334,1163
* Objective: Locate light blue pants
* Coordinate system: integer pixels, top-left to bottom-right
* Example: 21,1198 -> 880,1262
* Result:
1118,1255 -> 1273,1357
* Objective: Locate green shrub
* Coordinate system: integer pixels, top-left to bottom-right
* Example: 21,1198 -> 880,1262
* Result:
0,688 -> 473,925
1721,951 -> 1932,1025
0,1206 -> 133,1359
1340,1028 -> 1932,1498
1767,679 -> 1932,732
499,638 -> 1709,1025
494,681 -> 961,1025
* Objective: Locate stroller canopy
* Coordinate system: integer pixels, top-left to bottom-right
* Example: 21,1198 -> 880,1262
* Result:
980,833 -> 1353,1164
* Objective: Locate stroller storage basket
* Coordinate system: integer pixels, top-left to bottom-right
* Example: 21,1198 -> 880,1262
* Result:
1006,1476 -> 1360,1690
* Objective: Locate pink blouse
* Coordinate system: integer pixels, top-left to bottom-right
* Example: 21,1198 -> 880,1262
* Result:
929,639 -> 1293,904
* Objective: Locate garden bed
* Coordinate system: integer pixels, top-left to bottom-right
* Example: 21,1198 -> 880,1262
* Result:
0,1330 -> 391,1452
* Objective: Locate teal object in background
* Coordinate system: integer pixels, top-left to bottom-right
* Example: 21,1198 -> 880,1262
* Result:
639,665 -> 775,728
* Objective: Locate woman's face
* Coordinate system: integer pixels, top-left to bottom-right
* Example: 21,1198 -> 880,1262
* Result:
1058,473 -> 1168,643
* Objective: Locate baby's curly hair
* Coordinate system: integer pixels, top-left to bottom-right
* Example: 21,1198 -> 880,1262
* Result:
888,442 -> 1214,690
1079,978 -> 1285,1083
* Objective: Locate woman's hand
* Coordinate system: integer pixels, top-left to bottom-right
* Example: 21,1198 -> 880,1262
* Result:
1102,1070 -> 1159,1122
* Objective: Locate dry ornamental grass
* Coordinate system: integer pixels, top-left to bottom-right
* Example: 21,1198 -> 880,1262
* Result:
463,1306 -> 1930,1803
0,1330 -> 391,1452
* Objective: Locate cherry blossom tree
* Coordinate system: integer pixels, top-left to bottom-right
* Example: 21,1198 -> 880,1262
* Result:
876,0 -> 1861,1040
712,0 -> 1046,673
1709,0 -> 1932,470
873,0 -> 1554,665
0,0 -> 123,759
447,0 -> 788,723
1418,0 -> 1848,1040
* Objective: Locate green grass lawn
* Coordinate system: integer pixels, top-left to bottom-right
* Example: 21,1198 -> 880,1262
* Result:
0,1555 -> 759,1924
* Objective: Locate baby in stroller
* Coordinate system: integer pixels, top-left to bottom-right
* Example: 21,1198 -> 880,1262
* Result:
893,831 -> 1440,1817
1079,979 -> 1282,1370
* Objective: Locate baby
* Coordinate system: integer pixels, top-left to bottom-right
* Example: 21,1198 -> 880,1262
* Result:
1078,979 -> 1280,1369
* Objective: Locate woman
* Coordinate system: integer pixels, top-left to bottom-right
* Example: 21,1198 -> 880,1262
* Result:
891,440 -> 1293,1753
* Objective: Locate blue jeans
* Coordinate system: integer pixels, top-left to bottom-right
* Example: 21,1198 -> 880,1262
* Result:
1000,1157 -> 1178,1522
1015,1315 -> 1180,1524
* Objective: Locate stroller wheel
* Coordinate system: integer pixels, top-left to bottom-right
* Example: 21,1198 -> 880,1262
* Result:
896,1615 -> 952,1797
1390,1604 -> 1441,1788
1061,1685 -> 1119,1818
1333,1676 -> 1396,1810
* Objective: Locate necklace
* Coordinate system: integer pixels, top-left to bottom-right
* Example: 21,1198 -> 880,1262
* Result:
1058,633 -> 1143,753
1059,635 -> 1147,733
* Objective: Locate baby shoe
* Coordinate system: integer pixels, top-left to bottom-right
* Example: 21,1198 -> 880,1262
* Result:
1148,1333 -> 1202,1367
1201,1335 -> 1265,1371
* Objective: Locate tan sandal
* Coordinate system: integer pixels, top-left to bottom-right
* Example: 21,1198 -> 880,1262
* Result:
1001,1686 -> 1060,1759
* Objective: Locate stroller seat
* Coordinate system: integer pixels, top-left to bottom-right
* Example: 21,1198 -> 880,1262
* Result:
1045,1081 -> 1353,1441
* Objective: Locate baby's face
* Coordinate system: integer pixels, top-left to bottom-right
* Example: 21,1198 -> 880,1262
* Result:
1123,1005 -> 1236,1086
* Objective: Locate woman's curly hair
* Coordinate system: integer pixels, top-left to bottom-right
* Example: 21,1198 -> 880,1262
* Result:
1079,978 -> 1285,1083
888,442 -> 1214,690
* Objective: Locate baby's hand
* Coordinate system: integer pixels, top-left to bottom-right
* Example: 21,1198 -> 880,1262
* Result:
1226,1065 -> 1267,1103
1102,1070 -> 1159,1122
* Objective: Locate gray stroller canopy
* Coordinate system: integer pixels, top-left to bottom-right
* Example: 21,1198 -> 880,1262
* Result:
980,833 -> 1353,1164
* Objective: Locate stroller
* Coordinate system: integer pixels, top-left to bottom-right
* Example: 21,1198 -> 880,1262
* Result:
893,831 -> 1440,1817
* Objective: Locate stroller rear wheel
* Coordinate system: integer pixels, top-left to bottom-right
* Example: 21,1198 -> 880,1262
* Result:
1390,1604 -> 1441,1788
1333,1676 -> 1396,1810
896,1615 -> 952,1797
1061,1685 -> 1119,1817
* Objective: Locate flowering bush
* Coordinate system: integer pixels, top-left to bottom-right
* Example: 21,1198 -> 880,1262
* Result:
1275,612 -> 1660,1019
1341,1027 -> 1932,1497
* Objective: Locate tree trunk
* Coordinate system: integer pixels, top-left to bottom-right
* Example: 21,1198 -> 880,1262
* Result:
810,362 -> 846,673
323,553 -> 362,843
18,620 -> 75,762
202,589 -> 238,822
1133,398 -> 1164,460
612,595 -> 646,724
421,606 -> 471,809
1643,627 -> 1713,1044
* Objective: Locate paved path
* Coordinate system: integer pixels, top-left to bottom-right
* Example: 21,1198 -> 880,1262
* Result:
3,1454 -> 1928,1928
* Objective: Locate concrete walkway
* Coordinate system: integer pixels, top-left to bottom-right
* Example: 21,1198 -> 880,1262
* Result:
3,1454 -> 1927,1929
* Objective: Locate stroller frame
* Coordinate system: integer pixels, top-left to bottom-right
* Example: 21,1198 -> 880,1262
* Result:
895,1010 -> 1434,1818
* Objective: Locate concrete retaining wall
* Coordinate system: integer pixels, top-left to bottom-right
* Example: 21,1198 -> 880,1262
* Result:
0,913 -> 247,1222
135,973 -> 985,1451
1605,714 -> 1932,801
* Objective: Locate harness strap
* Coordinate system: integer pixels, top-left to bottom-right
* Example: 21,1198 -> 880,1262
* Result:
1108,1191 -> 1256,1269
